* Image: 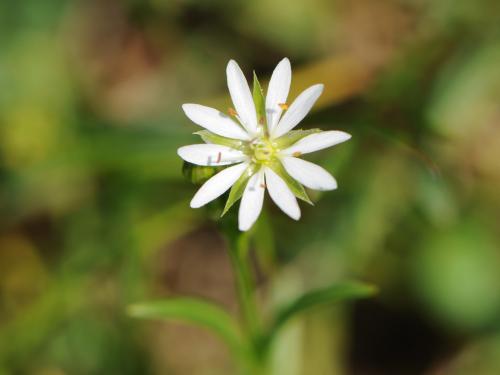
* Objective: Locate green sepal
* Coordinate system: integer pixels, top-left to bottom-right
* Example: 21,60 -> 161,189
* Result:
221,164 -> 257,216
195,130 -> 247,151
268,160 -> 312,204
252,72 -> 267,132
273,128 -> 322,149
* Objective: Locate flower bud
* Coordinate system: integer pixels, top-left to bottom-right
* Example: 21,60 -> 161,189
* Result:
182,162 -> 222,185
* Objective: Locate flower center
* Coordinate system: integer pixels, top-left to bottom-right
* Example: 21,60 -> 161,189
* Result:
251,138 -> 275,164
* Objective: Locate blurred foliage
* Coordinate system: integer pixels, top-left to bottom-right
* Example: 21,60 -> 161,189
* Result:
1,0 -> 500,374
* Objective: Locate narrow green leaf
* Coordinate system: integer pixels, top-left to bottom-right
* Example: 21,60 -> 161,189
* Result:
252,72 -> 266,132
269,161 -> 312,204
273,129 -> 322,149
221,165 -> 256,216
195,130 -> 246,150
128,298 -> 244,354
267,282 -> 377,342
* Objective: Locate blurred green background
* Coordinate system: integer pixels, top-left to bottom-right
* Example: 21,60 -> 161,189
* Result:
1,0 -> 500,374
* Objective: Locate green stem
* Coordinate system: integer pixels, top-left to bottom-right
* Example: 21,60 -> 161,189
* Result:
225,230 -> 268,374
227,232 -> 260,339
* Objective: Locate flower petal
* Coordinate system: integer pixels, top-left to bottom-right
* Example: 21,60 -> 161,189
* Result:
238,168 -> 265,231
226,60 -> 258,135
190,162 -> 248,208
281,156 -> 337,191
266,58 -> 291,133
182,104 -> 250,140
264,167 -> 300,220
282,131 -> 351,155
271,84 -> 324,139
177,144 -> 246,166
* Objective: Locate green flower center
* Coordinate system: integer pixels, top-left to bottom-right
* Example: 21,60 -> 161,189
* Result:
250,138 -> 276,164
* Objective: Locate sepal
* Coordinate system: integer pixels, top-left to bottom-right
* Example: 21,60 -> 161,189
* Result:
195,130 -> 247,151
268,160 -> 312,204
221,164 -> 258,216
252,72 -> 267,134
273,129 -> 322,149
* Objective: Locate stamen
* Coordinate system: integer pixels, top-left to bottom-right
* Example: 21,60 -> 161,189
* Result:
278,103 -> 289,110
292,151 -> 302,157
216,152 -> 222,163
260,183 -> 266,189
228,108 -> 238,117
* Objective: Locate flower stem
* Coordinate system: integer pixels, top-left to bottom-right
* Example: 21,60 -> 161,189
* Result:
227,231 -> 260,338
225,230 -> 268,374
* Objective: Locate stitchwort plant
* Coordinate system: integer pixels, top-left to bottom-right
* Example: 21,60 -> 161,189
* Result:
129,59 -> 376,375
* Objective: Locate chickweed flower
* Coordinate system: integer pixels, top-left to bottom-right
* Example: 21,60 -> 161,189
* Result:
178,58 -> 351,231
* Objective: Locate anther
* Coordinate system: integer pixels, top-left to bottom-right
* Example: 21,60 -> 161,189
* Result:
292,151 -> 302,157
260,183 -> 266,189
228,108 -> 238,117
216,152 -> 222,163
278,103 -> 289,110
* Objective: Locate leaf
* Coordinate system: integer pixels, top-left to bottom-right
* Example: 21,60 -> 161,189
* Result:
221,165 -> 256,216
128,298 -> 244,355
273,129 -> 322,149
252,72 -> 267,132
267,282 -> 377,341
195,130 -> 247,150
268,160 -> 312,204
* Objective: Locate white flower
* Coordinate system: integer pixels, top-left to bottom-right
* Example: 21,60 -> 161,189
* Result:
178,58 -> 351,231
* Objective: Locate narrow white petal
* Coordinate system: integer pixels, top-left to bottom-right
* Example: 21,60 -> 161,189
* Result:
281,157 -> 337,191
182,104 -> 250,140
226,60 -> 258,135
190,162 -> 248,208
238,168 -> 265,231
271,84 -> 324,139
265,58 -> 291,133
177,144 -> 246,166
264,167 -> 300,220
282,131 -> 351,155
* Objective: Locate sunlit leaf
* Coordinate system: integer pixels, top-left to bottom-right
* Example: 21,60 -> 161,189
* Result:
208,56 -> 372,115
